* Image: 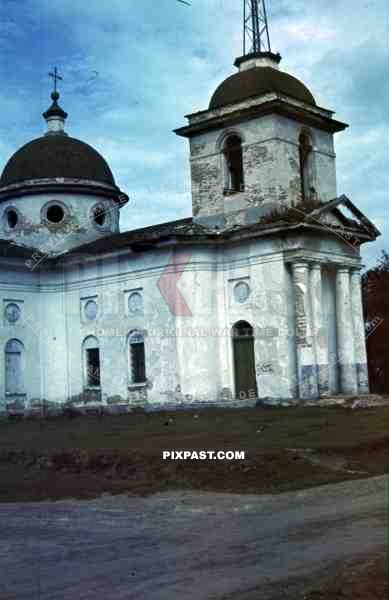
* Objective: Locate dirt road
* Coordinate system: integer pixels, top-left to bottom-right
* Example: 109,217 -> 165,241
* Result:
0,476 -> 386,599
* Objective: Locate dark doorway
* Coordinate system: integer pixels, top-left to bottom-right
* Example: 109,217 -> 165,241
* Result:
130,339 -> 146,384
232,321 -> 257,399
86,348 -> 101,387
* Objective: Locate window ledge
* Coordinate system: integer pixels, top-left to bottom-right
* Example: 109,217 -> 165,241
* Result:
223,189 -> 245,196
128,382 -> 147,389
5,392 -> 26,397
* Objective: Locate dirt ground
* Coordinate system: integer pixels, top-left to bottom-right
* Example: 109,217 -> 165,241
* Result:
0,407 -> 388,599
0,477 -> 387,600
0,406 -> 388,502
227,555 -> 389,600
302,556 -> 388,600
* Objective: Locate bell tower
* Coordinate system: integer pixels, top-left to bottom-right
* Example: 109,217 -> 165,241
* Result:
175,1 -> 348,229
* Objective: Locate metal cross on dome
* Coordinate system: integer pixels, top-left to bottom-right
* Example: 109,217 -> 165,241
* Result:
49,67 -> 63,93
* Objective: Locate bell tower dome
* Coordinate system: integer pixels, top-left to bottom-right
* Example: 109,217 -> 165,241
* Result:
175,1 -> 347,229
0,68 -> 128,254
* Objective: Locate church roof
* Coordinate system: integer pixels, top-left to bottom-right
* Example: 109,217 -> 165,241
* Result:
58,195 -> 382,256
209,65 -> 316,110
0,195 -> 380,265
0,135 -> 116,188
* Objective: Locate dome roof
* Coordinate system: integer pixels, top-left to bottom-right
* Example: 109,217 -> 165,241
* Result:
0,135 -> 116,188
209,66 -> 316,110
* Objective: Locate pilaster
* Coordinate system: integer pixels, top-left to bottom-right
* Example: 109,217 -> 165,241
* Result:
336,267 -> 358,394
350,269 -> 369,393
310,263 -> 329,396
292,261 -> 319,400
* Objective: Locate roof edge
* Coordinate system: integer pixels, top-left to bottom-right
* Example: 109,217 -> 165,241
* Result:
0,178 -> 128,204
175,97 -> 348,138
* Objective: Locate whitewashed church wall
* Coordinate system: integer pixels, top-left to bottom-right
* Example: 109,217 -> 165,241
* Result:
54,248 -> 182,406
189,112 -> 338,227
221,240 -> 295,401
285,231 -> 363,263
37,286 -> 69,405
0,225 -> 365,410
0,264 -> 43,408
0,192 -> 121,254
273,115 -> 337,204
35,239 -> 296,406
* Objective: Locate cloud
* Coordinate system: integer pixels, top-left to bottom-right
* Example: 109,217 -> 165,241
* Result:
0,0 -> 386,262
281,20 -> 337,42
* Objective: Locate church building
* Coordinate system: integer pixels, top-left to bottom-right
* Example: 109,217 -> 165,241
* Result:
0,6 -> 380,413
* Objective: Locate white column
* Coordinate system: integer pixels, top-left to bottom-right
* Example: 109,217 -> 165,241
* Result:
310,263 -> 329,397
292,262 -> 319,400
336,267 -> 358,394
350,269 -> 369,393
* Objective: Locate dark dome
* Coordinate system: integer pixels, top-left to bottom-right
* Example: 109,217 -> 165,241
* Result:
209,67 -> 316,110
0,135 -> 116,188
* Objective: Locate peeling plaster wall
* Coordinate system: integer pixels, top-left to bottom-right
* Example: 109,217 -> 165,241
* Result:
0,227 -> 366,409
322,265 -> 339,394
0,263 -> 42,407
189,113 -> 337,227
0,239 -> 298,408
0,192 -> 120,254
37,267 -> 70,404
56,248 -> 182,407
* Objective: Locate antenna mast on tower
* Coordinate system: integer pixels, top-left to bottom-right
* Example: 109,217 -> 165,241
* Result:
243,0 -> 272,55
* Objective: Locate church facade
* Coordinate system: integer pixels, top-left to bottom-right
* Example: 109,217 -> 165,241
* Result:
0,47 -> 380,413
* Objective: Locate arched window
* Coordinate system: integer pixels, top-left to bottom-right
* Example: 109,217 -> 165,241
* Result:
82,336 -> 101,387
128,330 -> 146,384
5,339 -> 24,395
223,135 -> 244,193
299,130 -> 316,202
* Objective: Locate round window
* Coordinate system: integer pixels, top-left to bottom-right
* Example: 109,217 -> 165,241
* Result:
234,282 -> 250,304
5,303 -> 21,324
6,209 -> 18,229
128,292 -> 143,315
46,204 -> 65,224
92,205 -> 106,227
84,300 -> 98,321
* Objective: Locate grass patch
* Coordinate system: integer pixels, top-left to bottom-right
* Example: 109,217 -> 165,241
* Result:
0,406 -> 388,502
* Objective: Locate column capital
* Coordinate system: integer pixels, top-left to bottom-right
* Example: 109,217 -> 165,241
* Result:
336,265 -> 351,275
291,260 -> 309,271
310,262 -> 322,272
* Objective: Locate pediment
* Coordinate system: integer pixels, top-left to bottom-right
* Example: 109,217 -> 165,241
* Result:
308,195 -> 380,240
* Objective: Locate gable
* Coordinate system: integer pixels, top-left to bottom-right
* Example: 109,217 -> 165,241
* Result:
310,195 -> 380,241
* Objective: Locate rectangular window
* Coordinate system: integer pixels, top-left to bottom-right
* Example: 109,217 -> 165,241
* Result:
86,348 -> 101,387
130,342 -> 146,384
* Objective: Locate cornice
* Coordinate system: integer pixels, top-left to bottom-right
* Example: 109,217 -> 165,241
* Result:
0,178 -> 129,204
175,97 -> 348,138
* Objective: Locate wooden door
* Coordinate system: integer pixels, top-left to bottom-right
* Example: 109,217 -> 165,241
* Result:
233,322 -> 257,399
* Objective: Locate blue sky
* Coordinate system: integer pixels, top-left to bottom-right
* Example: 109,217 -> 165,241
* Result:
0,0 -> 387,261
